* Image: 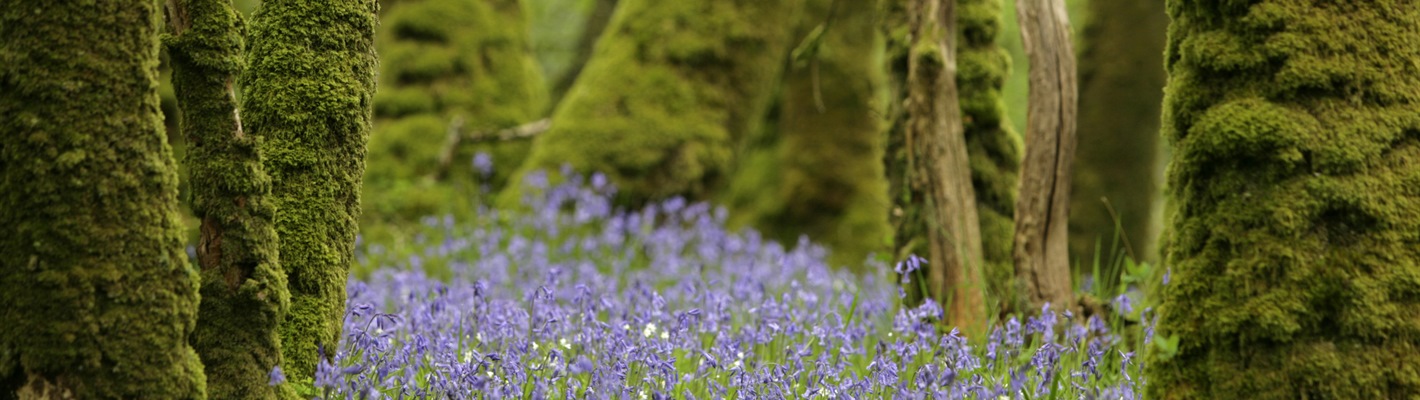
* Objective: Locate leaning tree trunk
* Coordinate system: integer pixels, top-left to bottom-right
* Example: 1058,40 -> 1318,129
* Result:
1148,1 -> 1420,398
1011,0 -> 1075,311
1068,0 -> 1166,272
245,0 -> 377,382
165,0 -> 294,398
887,0 -> 987,332
512,0 -> 801,204
0,0 -> 205,398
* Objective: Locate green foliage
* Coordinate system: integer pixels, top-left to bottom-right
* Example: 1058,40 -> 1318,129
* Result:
167,0 -> 297,397
1149,1 -> 1420,398
0,0 -> 204,397
245,0 -> 378,382
1069,0 -> 1167,269
513,0 -> 802,204
724,0 -> 891,270
364,0 -> 547,235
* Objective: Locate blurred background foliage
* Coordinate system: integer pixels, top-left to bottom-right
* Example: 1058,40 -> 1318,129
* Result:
160,0 -> 1165,282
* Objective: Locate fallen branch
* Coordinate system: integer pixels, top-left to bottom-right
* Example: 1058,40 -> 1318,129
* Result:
432,118 -> 552,179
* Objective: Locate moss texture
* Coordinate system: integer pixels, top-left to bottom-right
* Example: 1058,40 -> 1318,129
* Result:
0,0 -> 205,398
726,0 -> 891,269
514,0 -> 802,204
884,0 -> 1021,312
1149,1 -> 1420,398
366,0 -> 547,228
245,0 -> 377,382
166,0 -> 295,397
1068,0 -> 1166,267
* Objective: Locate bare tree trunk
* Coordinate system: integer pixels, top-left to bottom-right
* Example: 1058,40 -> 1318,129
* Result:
1012,0 -> 1076,311
905,0 -> 986,332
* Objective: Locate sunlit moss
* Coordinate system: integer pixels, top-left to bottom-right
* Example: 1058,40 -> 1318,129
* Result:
512,0 -> 801,204
1149,1 -> 1420,398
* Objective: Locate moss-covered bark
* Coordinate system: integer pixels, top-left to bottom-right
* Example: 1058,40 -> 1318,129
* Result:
245,0 -> 377,382
1068,0 -> 1166,268
1149,1 -> 1420,398
0,0 -> 204,398
958,0 -> 1022,314
726,0 -> 891,269
514,0 -> 802,203
366,0 -> 547,226
166,0 -> 295,397
885,0 -> 1021,314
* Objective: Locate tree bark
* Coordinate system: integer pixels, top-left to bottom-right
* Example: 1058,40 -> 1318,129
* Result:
1149,1 -> 1420,398
1011,0 -> 1075,311
245,0 -> 377,382
890,0 -> 987,332
165,0 -> 294,397
0,0 -> 204,398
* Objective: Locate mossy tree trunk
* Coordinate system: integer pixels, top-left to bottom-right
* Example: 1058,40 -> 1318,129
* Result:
739,0 -> 891,269
886,0 -> 988,332
1068,0 -> 1166,270
245,0 -> 377,382
958,0 -> 1023,315
366,0 -> 547,226
514,0 -> 802,204
1149,1 -> 1420,398
550,0 -> 618,103
1011,0 -> 1076,312
0,0 -> 205,398
165,0 -> 295,397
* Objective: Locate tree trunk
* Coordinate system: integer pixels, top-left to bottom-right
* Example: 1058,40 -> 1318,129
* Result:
887,0 -> 987,332
1011,0 -> 1075,311
957,0 -> 1023,316
166,0 -> 295,397
1149,1 -> 1420,398
0,0 -> 204,398
551,0 -> 618,103
512,0 -> 802,204
245,0 -> 377,382
1068,0 -> 1166,272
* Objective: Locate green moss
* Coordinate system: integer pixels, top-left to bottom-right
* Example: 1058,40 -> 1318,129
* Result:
1149,1 -> 1420,398
0,0 -> 204,398
245,0 -> 377,382
1069,0 -> 1167,272
365,0 -> 547,230
167,0 -> 296,398
722,0 -> 890,270
513,0 -> 802,204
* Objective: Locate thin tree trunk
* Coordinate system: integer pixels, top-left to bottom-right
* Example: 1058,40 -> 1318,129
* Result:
166,0 -> 294,397
1012,0 -> 1075,311
904,0 -> 987,332
0,0 -> 204,397
245,0 -> 377,382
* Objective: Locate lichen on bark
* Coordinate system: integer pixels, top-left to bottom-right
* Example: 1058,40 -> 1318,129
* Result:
166,0 -> 295,397
244,0 -> 378,383
0,0 -> 204,397
513,0 -> 802,204
1149,1 -> 1420,398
